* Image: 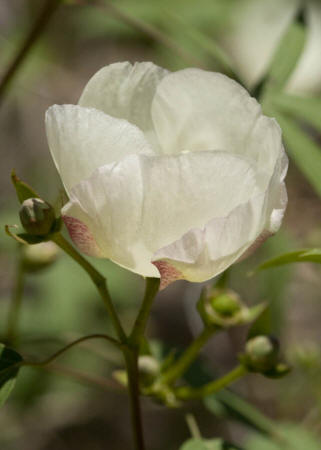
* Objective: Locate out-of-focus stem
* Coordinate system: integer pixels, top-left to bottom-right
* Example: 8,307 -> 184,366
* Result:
0,0 -> 61,106
124,349 -> 146,450
26,333 -> 122,367
90,0 -> 205,68
160,326 -> 217,386
175,365 -> 247,400
6,249 -> 25,344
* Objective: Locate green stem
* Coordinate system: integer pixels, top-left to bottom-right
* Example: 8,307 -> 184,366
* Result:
0,334 -> 122,378
130,277 -> 160,347
25,334 -> 122,367
0,0 -> 61,106
52,232 -> 148,448
91,0 -> 205,68
175,365 -> 247,400
161,326 -> 217,386
51,233 -> 126,342
6,249 -> 25,344
124,349 -> 146,450
185,414 -> 202,439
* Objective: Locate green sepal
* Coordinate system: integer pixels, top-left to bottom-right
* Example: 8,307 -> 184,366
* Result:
263,363 -> 291,379
239,335 -> 289,378
0,344 -> 23,407
198,285 -> 266,329
11,170 -> 41,204
5,225 -> 46,245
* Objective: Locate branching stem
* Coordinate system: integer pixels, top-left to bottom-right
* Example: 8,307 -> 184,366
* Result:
0,0 -> 60,106
160,326 -> 217,386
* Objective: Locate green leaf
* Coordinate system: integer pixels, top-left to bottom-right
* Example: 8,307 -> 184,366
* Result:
180,438 -> 224,450
246,423 -> 321,450
0,344 -> 23,407
272,93 -> 321,133
11,170 -> 41,204
273,112 -> 321,198
263,23 -> 306,93
166,12 -> 235,76
258,249 -> 321,271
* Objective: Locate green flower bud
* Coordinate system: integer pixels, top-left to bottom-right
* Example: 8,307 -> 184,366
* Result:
19,198 -> 55,236
21,242 -> 59,273
242,335 -> 279,373
210,292 -> 241,317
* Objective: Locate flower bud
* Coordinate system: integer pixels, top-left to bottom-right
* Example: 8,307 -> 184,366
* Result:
197,286 -> 264,329
241,335 -> 279,373
138,355 -> 160,385
19,198 -> 55,236
21,242 -> 59,273
210,292 -> 242,317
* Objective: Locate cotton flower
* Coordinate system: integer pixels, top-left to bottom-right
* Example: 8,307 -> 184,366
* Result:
218,0 -> 321,96
45,62 -> 287,288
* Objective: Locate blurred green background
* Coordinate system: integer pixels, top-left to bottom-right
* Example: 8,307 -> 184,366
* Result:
1,1 -> 321,449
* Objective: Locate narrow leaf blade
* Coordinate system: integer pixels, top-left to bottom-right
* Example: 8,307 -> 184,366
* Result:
264,23 -> 306,93
0,344 -> 23,407
273,111 -> 321,198
258,249 -> 321,271
272,93 -> 321,133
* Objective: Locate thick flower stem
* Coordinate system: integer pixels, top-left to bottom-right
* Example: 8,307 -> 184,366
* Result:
51,232 -> 126,342
124,348 -> 146,450
5,249 -> 25,344
175,365 -> 247,400
160,326 -> 217,386
130,277 -> 160,347
0,0 -> 61,106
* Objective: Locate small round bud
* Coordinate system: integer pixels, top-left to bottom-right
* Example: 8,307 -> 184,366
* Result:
243,335 -> 279,373
138,356 -> 160,385
210,292 -> 241,317
21,242 -> 59,273
19,198 -> 55,235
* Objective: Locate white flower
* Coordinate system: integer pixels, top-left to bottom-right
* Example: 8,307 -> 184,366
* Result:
45,62 -> 287,288
218,0 -> 321,96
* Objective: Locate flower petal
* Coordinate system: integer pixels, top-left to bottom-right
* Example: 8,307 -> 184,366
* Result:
152,157 -> 288,286
63,215 -> 103,258
45,104 -> 152,194
62,151 -> 262,278
152,193 -> 268,285
286,0 -> 321,95
218,0 -> 300,88
151,68 -> 262,156
78,61 -> 169,148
